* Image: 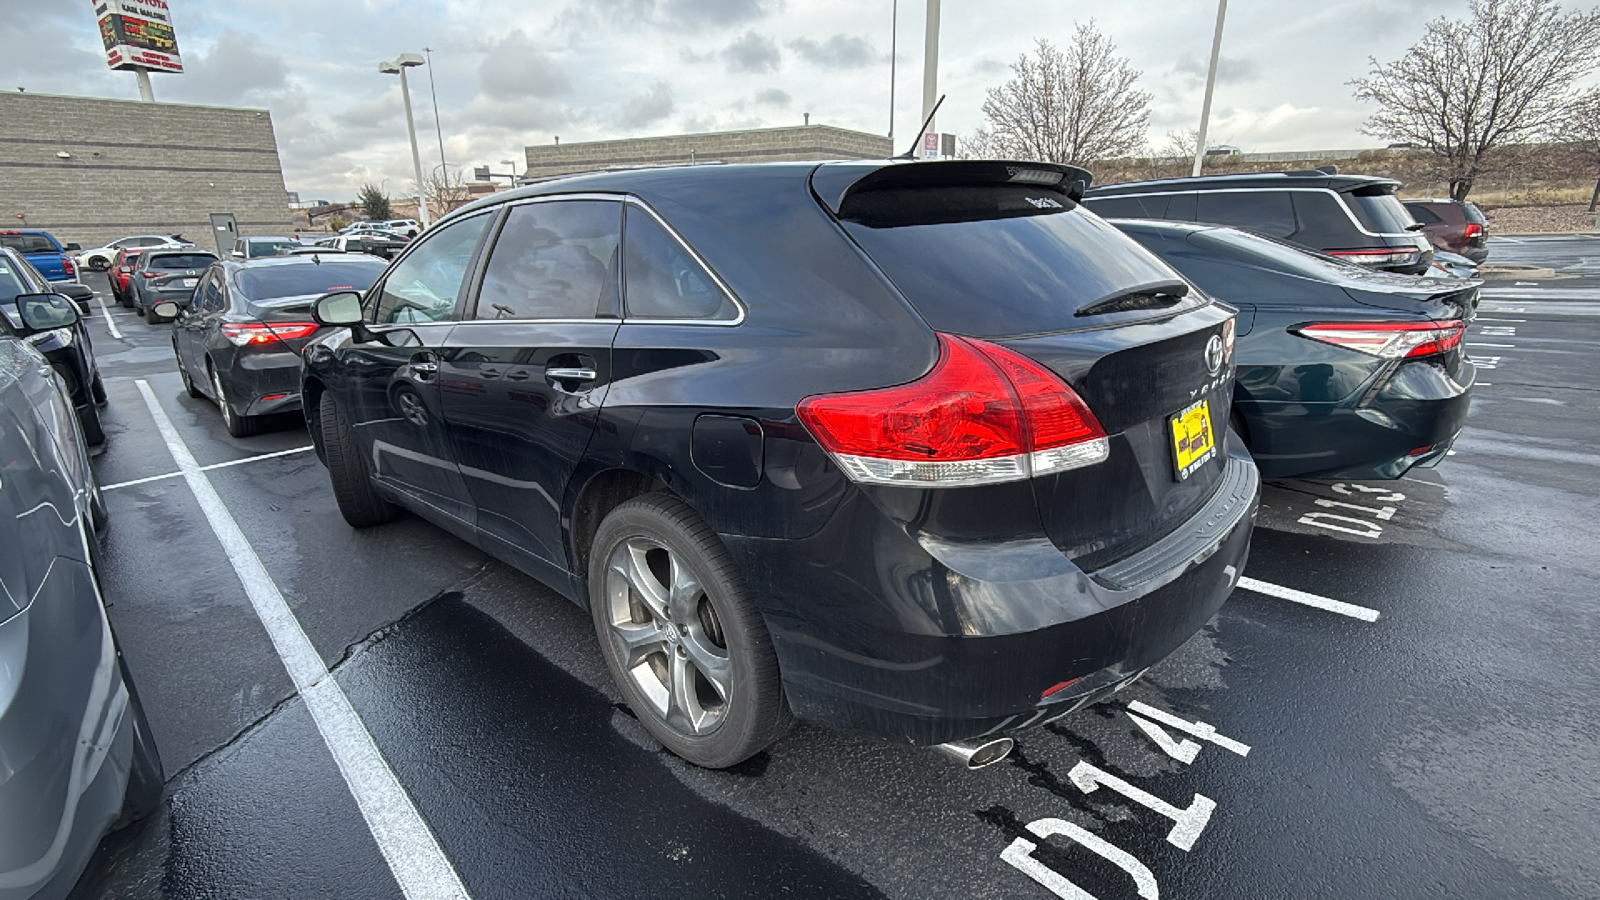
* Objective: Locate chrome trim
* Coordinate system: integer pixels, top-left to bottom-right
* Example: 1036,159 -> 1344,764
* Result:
1086,186 -> 1414,239
545,367 -> 596,381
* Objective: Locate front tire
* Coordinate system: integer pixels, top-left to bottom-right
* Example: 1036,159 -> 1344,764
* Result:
319,393 -> 397,527
78,396 -> 106,447
589,494 -> 791,768
113,656 -> 164,829
89,256 -> 110,272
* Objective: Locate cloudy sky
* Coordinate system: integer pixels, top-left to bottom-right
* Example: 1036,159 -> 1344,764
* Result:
5,0 -> 1597,199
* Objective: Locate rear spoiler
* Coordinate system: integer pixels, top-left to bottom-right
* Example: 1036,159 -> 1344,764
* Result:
810,160 -> 1095,215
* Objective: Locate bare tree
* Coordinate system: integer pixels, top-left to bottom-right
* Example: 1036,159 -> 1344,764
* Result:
976,25 -> 1152,165
1161,129 -> 1201,163
1351,0 -> 1600,201
1559,88 -> 1600,211
418,167 -> 472,214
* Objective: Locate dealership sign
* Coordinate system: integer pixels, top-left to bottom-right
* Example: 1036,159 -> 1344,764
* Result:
94,0 -> 183,73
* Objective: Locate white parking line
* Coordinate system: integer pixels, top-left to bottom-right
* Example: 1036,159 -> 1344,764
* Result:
103,445 -> 315,491
1468,343 -> 1516,348
133,381 -> 470,900
94,293 -> 122,339
1236,576 -> 1381,622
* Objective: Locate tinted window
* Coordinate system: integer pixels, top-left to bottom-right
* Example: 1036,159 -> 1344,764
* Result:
373,212 -> 491,325
1195,191 -> 1297,237
147,253 -> 218,269
623,205 -> 737,320
475,200 -> 619,320
236,261 -> 386,300
0,234 -> 55,254
246,239 -> 298,258
1084,194 -> 1170,219
198,270 -> 225,311
1403,203 -> 1442,224
840,185 -> 1186,337
1462,202 -> 1488,225
1345,189 -> 1415,234
136,237 -> 168,247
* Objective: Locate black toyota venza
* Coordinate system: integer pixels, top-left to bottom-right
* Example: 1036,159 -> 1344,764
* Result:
301,160 -> 1261,769
1112,219 -> 1476,479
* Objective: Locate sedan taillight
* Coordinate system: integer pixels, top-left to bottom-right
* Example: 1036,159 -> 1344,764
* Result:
1292,320 -> 1464,359
1327,248 -> 1421,266
796,334 -> 1108,488
220,322 -> 319,347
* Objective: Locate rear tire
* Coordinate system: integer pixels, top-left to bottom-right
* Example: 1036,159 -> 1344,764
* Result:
91,373 -> 107,407
89,257 -> 110,272
78,396 -> 106,447
589,494 -> 791,769
144,304 -> 163,325
210,364 -> 265,438
178,359 -> 204,398
319,393 -> 397,528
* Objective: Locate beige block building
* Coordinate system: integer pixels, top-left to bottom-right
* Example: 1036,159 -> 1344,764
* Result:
522,124 -> 894,181
0,92 -> 294,253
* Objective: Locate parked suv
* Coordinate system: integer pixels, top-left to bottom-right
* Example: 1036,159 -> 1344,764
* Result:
76,234 -> 190,272
1083,171 -> 1434,274
1402,198 -> 1489,263
130,248 -> 219,322
302,160 -> 1260,770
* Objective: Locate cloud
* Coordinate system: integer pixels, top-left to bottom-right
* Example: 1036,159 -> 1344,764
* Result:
478,32 -> 571,100
618,81 -> 675,129
159,29 -> 287,106
1172,54 -> 1262,88
722,31 -> 780,74
789,34 -> 882,69
753,88 -> 791,107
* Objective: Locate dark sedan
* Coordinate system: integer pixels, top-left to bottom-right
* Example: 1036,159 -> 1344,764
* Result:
159,255 -> 386,437
302,160 -> 1261,769
1113,219 -> 1476,479
0,327 -> 162,900
130,249 -> 218,323
0,247 -> 107,446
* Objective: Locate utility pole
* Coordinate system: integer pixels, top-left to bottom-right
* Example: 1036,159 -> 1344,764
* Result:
423,48 -> 448,177
1192,0 -> 1228,177
921,0 -> 940,147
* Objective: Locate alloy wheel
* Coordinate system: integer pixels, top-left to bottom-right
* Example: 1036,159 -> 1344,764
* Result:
603,536 -> 731,736
211,368 -> 234,429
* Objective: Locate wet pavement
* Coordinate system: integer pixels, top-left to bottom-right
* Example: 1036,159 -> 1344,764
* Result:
65,238 -> 1600,899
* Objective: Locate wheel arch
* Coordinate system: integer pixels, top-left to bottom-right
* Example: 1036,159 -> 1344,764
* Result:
568,467 -> 672,581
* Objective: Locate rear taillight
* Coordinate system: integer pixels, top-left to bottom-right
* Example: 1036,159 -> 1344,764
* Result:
220,322 -> 318,347
141,271 -> 161,278
796,334 -> 1108,487
1292,320 -> 1464,359
1327,248 -> 1421,266
1463,223 -> 1484,239
63,258 -> 76,278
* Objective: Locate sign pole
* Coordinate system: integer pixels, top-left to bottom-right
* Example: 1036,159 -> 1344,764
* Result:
135,68 -> 154,102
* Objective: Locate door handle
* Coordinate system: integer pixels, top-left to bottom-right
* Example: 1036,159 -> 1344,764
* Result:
545,367 -> 596,382
505,369 -> 532,382
411,361 -> 439,374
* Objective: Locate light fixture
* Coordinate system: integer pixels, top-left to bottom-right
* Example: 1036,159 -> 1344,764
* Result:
55,150 -> 71,159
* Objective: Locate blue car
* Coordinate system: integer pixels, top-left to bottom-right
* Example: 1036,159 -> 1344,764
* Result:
0,230 -> 81,283
0,309 -> 163,900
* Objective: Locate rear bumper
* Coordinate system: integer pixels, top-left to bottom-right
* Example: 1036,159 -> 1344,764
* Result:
0,560 -> 132,900
724,436 -> 1260,746
1241,356 -> 1474,480
229,351 -> 305,416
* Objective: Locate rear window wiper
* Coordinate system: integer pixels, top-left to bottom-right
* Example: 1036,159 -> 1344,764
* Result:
1076,279 -> 1190,317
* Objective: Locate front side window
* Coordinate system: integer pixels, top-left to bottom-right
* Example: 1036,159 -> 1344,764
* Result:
623,205 -> 738,320
373,213 -> 492,325
474,200 -> 620,320
1195,191 -> 1297,237
0,234 -> 55,254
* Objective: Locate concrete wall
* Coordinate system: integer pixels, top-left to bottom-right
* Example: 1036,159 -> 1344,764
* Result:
0,92 -> 294,254
523,124 -> 894,179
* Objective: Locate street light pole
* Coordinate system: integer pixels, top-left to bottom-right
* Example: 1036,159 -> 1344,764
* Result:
423,47 -> 448,177
888,0 -> 897,144
921,0 -> 940,149
380,54 -> 431,227
1192,0 -> 1228,178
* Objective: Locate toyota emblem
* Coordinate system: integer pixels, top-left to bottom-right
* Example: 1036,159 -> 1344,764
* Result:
1204,334 -> 1225,375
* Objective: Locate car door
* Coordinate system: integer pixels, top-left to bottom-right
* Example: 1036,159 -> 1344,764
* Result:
184,267 -> 225,377
338,210 -> 496,526
437,197 -> 623,571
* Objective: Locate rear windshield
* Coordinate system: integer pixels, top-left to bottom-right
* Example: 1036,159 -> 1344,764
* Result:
0,234 -> 56,254
1186,227 -> 1429,293
1344,189 -> 1416,234
147,253 -> 218,269
247,239 -> 299,256
235,261 -> 386,299
840,185 -> 1186,336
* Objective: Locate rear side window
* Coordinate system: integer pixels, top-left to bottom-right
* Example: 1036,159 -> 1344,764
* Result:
1404,204 -> 1442,224
1344,189 -> 1415,234
623,205 -> 738,320
0,234 -> 55,254
839,184 -> 1186,337
1462,202 -> 1488,225
147,253 -> 217,269
475,199 -> 620,320
1195,191 -> 1297,237
1084,194 -> 1170,220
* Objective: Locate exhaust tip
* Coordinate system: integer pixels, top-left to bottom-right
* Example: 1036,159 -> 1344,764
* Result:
936,736 -> 1015,770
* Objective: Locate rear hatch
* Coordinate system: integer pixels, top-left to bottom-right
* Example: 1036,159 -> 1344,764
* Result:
1336,185 -> 1433,273
821,161 -> 1239,568
142,252 -> 217,296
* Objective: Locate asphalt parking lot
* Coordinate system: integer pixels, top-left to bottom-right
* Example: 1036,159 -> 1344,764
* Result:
66,235 -> 1600,899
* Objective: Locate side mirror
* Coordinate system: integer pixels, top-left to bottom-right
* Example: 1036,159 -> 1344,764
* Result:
65,242 -> 82,251
118,266 -> 131,274
15,292 -> 80,333
153,301 -> 181,319
313,291 -> 365,327
56,282 -> 94,302
231,250 -> 245,259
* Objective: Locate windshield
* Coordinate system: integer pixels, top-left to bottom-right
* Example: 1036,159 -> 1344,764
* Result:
235,260 -> 386,299
0,233 -> 56,254
1345,189 -> 1416,235
147,253 -> 218,269
840,184 -> 1187,336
